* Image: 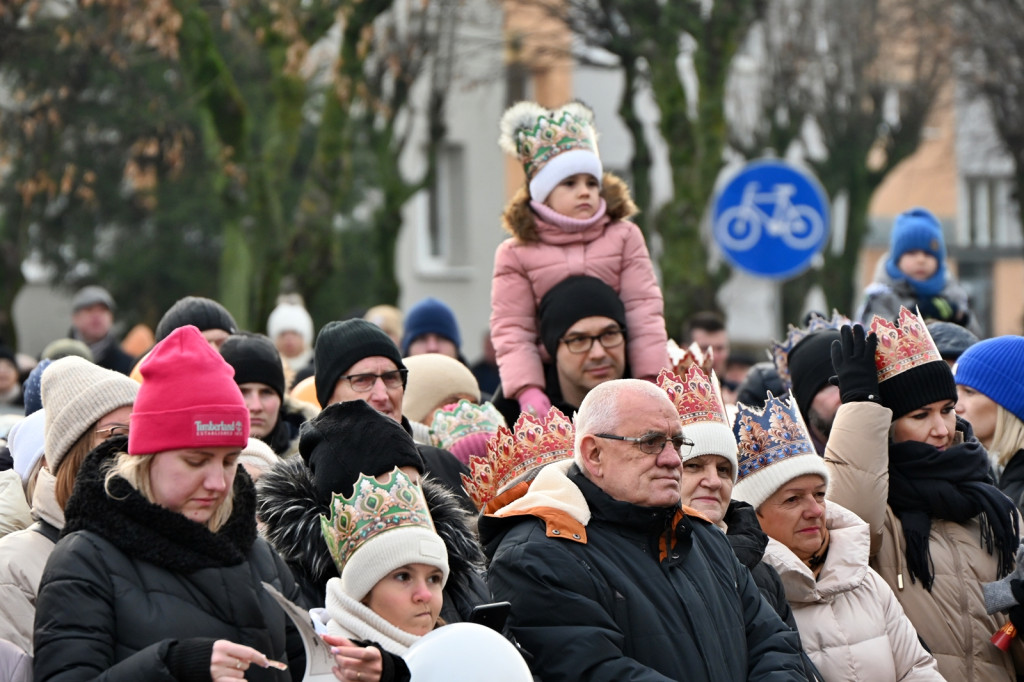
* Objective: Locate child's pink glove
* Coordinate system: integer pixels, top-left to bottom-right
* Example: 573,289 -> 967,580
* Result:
517,387 -> 552,417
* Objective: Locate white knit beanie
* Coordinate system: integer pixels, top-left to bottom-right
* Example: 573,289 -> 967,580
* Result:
238,437 -> 280,476
42,356 -> 139,471
340,525 -> 450,601
267,303 -> 314,348
680,421 -> 739,483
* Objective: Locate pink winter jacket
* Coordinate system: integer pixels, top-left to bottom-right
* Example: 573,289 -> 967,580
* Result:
490,174 -> 669,400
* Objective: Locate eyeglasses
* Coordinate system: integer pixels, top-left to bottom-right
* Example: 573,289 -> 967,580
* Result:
560,328 -> 625,354
594,432 -> 694,456
95,424 -> 130,439
337,369 -> 408,393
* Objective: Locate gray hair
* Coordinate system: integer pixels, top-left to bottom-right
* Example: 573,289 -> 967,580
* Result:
573,379 -> 675,466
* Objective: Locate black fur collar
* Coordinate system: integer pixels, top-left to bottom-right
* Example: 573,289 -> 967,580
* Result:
62,436 -> 258,572
257,456 -> 486,610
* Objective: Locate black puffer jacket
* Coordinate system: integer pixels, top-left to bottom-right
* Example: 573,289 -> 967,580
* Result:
257,456 -> 490,620
33,438 -> 306,682
724,500 -> 796,628
483,466 -> 807,681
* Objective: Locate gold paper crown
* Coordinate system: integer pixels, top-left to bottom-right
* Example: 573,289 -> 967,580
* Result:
657,367 -> 729,429
429,400 -> 506,451
771,310 -> 851,390
870,306 -> 943,382
498,102 -> 598,179
320,468 -> 435,575
461,405 -> 575,511
733,392 -> 816,479
667,339 -> 714,378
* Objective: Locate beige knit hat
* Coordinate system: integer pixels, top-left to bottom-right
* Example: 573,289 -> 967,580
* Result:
402,353 -> 480,424
42,356 -> 139,471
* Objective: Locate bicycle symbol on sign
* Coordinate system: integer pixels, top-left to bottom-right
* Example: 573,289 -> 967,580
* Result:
714,182 -> 824,252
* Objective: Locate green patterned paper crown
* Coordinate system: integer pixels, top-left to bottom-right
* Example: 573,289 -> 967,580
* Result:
429,400 -> 506,451
320,468 -> 436,575
499,101 -> 599,180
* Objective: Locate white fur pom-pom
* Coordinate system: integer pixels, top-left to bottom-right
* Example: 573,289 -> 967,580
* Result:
498,101 -> 549,155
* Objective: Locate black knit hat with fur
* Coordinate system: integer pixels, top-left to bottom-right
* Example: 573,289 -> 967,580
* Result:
299,400 -> 424,500
538,275 -> 627,359
314,319 -> 407,409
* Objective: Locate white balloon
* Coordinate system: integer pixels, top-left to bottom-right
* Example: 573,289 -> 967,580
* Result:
404,622 -> 532,681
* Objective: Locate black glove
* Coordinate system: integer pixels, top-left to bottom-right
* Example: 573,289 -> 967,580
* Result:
829,324 -> 880,404
1008,579 -> 1024,632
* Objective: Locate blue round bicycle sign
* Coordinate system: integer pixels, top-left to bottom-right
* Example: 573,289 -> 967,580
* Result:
712,159 -> 829,279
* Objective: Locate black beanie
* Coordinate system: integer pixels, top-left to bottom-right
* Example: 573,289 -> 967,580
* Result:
220,332 -> 286,399
155,296 -> 238,341
314,319 -> 407,409
879,360 -> 958,420
299,400 -> 425,500
787,329 -> 841,422
539,275 -> 627,358
926,320 -> 979,361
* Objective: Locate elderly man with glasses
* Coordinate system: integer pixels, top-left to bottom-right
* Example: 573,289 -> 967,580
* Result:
484,378 -> 808,682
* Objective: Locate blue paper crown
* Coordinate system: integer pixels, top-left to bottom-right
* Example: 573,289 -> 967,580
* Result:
733,391 -> 816,479
771,310 -> 850,391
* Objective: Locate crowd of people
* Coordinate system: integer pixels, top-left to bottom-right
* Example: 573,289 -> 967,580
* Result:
0,100 -> 1023,682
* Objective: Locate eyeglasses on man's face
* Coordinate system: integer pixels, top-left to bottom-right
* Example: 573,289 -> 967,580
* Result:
337,369 -> 408,393
594,432 -> 694,456
560,328 -> 625,354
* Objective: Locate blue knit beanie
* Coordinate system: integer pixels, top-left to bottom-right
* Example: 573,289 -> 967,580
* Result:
401,297 -> 461,355
23,358 -> 51,416
888,208 -> 946,263
954,336 -> 1024,423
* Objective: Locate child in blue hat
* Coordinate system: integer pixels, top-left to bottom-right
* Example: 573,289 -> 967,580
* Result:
856,207 -> 979,333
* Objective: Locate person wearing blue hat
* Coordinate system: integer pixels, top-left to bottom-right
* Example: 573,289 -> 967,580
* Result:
401,297 -> 463,360
955,335 -> 1024,510
857,207 -> 980,335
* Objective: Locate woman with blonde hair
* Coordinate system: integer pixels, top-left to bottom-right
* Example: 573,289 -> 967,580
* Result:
954,336 -> 1024,509
33,326 -> 305,681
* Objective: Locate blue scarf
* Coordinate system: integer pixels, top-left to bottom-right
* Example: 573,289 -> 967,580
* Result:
884,256 -> 948,298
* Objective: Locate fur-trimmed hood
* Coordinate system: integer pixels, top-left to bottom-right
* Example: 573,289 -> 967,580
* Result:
501,172 -> 638,242
256,456 -> 488,620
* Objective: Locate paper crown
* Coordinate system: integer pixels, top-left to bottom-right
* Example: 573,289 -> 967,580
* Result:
499,101 -> 598,180
667,339 -> 714,378
733,391 -> 816,480
870,306 -> 943,382
461,405 -> 575,511
657,367 -> 729,429
429,400 -> 506,451
771,310 -> 851,390
320,468 -> 436,575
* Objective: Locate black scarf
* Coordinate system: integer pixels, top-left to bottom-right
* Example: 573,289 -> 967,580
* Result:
888,418 -> 1019,591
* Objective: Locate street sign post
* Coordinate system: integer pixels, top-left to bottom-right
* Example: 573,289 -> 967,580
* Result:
712,160 -> 830,280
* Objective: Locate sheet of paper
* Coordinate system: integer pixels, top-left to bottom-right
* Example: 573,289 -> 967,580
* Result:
263,582 -> 338,681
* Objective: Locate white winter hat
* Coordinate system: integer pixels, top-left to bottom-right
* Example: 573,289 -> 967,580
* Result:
267,303 -> 314,348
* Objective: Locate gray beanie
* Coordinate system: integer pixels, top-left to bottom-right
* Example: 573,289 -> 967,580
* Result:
42,356 -> 139,471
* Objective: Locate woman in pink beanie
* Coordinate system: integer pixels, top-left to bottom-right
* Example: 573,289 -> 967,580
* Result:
33,326 -> 307,681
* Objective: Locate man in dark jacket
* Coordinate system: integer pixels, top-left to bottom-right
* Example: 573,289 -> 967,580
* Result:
68,286 -> 135,375
484,379 -> 807,681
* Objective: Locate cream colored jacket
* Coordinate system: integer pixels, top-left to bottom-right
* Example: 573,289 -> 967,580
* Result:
0,469 -> 64,654
825,401 -> 1023,682
764,501 -> 941,681
0,469 -> 31,538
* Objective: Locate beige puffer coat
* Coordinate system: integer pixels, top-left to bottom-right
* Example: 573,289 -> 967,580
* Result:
0,467 -> 64,654
764,501 -> 941,681
0,469 -> 31,538
825,401 -> 1023,682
